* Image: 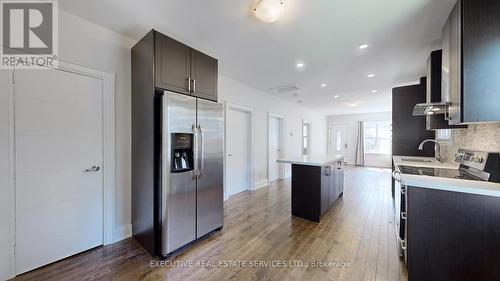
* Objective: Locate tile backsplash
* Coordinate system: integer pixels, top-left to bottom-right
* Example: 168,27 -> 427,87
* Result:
439,123 -> 500,163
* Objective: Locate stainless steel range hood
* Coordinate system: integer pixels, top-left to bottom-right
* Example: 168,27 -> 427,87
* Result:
412,102 -> 449,116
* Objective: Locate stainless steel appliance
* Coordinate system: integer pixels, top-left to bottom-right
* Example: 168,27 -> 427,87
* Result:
161,91 -> 223,256
393,149 -> 500,265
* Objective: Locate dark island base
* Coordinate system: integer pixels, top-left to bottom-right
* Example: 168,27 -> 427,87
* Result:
291,163 -> 344,222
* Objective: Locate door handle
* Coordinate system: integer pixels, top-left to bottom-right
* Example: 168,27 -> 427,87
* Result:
193,78 -> 196,93
84,165 -> 100,172
198,124 -> 204,177
192,124 -> 199,180
228,153 -> 233,156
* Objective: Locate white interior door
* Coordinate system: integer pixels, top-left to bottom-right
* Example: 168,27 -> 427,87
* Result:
14,69 -> 103,274
269,116 -> 283,182
332,125 -> 348,160
226,108 -> 251,197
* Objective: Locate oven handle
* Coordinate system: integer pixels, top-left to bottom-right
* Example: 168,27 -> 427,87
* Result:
392,170 -> 402,182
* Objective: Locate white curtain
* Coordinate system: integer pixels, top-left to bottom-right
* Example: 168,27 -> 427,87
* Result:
355,121 -> 365,166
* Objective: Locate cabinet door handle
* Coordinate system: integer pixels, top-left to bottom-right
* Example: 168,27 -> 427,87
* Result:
193,78 -> 196,93
325,166 -> 331,176
401,240 -> 407,250
188,77 -> 192,92
401,212 -> 407,220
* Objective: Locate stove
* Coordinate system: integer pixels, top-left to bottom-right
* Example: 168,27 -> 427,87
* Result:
398,165 -> 481,180
399,149 -> 500,183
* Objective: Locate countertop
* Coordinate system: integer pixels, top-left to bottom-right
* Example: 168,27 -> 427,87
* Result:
277,155 -> 345,166
393,155 -> 500,197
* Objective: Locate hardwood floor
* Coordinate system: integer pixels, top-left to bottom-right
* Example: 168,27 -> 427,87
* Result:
12,166 -> 408,281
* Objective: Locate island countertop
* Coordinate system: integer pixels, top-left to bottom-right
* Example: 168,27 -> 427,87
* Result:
277,154 -> 344,166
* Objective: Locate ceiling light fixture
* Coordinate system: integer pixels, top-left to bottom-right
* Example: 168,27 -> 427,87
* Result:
334,95 -> 340,99
321,83 -> 327,87
371,89 -> 378,93
296,63 -> 304,69
367,74 -> 375,78
359,44 -> 369,49
253,0 -> 285,23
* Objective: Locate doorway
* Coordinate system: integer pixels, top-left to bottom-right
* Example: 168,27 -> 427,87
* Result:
331,124 -> 348,161
268,113 -> 284,183
14,68 -> 104,274
226,105 -> 253,197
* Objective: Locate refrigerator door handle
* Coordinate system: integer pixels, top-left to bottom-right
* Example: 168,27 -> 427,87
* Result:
198,124 -> 204,178
192,124 -> 199,180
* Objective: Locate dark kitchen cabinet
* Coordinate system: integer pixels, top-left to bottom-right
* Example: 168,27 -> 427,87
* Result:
292,162 -> 344,223
148,30 -> 218,101
154,33 -> 191,95
442,0 -> 500,124
392,78 -> 435,157
407,186 -> 500,281
426,50 -> 467,130
191,49 -> 218,101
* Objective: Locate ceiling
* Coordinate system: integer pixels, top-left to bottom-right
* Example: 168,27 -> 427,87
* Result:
59,0 -> 456,115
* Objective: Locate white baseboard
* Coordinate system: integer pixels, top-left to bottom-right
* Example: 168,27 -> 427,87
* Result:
114,223 -> 132,242
254,179 -> 269,190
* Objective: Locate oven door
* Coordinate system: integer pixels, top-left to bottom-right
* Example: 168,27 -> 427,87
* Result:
392,170 -> 405,258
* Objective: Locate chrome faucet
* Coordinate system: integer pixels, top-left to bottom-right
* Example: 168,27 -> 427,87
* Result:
418,139 -> 442,163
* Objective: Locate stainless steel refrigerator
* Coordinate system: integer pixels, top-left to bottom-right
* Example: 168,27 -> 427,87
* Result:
160,91 -> 223,256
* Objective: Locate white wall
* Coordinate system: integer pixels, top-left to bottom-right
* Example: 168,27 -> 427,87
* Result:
220,76 -> 327,186
328,112 -> 392,166
0,10 -> 134,279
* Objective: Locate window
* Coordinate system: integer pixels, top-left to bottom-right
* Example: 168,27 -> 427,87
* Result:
302,122 -> 311,155
364,121 -> 392,155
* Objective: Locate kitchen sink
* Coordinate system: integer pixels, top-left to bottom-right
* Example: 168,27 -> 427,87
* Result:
400,157 -> 433,163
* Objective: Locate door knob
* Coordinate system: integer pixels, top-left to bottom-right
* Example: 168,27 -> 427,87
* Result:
228,153 -> 233,156
84,165 -> 100,172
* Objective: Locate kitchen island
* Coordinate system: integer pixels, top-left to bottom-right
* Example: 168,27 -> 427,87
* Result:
277,155 -> 345,222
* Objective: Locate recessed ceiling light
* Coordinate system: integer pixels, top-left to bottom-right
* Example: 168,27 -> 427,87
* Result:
359,44 -> 369,49
253,0 -> 285,23
334,95 -> 340,99
371,89 -> 378,93
367,74 -> 375,78
296,63 -> 304,69
321,83 -> 327,87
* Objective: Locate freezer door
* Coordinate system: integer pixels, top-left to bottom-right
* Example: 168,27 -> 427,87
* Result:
161,91 -> 197,255
196,99 -> 224,237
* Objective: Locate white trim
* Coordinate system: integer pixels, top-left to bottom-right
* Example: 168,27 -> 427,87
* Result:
224,102 -> 255,199
8,69 -> 16,280
7,60 -> 116,276
254,179 -> 269,190
267,112 -> 286,182
114,224 -> 132,242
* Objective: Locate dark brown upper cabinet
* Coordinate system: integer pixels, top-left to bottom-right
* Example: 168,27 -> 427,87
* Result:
426,50 -> 467,130
152,30 -> 218,101
442,0 -> 500,124
155,33 -> 191,95
190,49 -> 218,101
